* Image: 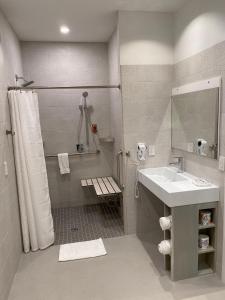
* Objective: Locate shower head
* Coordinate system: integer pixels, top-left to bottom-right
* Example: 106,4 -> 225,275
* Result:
22,80 -> 34,87
82,91 -> 88,98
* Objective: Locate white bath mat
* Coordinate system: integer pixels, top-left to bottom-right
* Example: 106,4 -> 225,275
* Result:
59,238 -> 107,262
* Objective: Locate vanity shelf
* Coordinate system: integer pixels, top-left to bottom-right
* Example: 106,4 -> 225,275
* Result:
162,201 -> 218,281
197,205 -> 217,276
199,223 -> 216,230
198,267 -> 214,276
198,246 -> 215,255
138,167 -> 219,281
198,251 -> 215,276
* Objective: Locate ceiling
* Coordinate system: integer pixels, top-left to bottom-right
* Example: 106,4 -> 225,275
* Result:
0,0 -> 187,42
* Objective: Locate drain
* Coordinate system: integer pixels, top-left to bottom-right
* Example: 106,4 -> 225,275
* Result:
71,227 -> 78,232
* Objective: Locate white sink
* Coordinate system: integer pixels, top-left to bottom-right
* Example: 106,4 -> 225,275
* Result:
138,167 -> 219,207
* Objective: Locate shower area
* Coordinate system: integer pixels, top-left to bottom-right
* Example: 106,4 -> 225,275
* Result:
20,41 -> 124,245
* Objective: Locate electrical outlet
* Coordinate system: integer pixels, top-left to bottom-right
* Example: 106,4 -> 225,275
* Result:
149,145 -> 155,157
219,156 -> 225,171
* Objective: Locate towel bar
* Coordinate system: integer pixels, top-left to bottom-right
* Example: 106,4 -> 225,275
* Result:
45,149 -> 100,158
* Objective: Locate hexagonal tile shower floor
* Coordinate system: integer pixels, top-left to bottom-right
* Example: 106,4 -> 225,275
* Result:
52,203 -> 124,245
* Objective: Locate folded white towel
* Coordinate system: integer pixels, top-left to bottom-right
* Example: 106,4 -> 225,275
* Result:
159,216 -> 172,231
59,238 -> 107,262
158,240 -> 172,255
58,153 -> 70,174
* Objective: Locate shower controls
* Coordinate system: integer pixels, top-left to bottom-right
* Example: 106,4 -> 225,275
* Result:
91,124 -> 98,134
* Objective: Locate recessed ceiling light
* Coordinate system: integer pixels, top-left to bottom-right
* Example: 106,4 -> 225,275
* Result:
60,26 -> 70,34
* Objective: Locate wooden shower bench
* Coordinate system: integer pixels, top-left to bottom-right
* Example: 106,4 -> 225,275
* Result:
81,177 -> 121,197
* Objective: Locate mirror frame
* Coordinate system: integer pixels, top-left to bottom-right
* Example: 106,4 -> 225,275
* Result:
171,77 -> 221,160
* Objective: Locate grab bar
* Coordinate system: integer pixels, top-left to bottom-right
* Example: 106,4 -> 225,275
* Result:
116,150 -> 123,187
45,149 -> 100,158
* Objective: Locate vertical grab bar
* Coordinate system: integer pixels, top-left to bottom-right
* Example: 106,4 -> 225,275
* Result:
116,150 -> 123,187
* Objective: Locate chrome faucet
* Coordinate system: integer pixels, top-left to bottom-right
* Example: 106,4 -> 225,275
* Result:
169,156 -> 184,173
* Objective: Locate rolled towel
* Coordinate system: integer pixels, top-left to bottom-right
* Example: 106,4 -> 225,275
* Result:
58,153 -> 70,174
158,240 -> 172,255
159,215 -> 172,231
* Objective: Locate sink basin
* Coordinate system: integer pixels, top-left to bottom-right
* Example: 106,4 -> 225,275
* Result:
146,167 -> 188,183
138,167 -> 219,207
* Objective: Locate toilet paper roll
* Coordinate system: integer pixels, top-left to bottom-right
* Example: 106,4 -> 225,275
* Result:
158,240 -> 172,255
159,216 -> 172,231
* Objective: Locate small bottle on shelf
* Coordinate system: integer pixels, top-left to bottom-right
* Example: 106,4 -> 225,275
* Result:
199,210 -> 212,226
199,234 -> 209,250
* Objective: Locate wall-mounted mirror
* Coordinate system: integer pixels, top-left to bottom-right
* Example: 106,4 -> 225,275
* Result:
172,79 -> 220,160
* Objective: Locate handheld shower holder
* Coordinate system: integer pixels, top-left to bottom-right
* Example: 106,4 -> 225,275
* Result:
15,74 -> 34,87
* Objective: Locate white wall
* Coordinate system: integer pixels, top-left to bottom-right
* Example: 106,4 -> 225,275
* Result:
0,9 -> 22,300
108,27 -> 120,84
119,11 -> 174,65
175,0 -> 225,62
119,2 -> 225,64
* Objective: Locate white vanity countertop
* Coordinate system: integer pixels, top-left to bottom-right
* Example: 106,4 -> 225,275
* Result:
138,167 -> 219,207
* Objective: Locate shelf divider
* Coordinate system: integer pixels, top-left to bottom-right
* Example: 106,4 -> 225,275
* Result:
198,246 -> 215,255
199,223 -> 216,230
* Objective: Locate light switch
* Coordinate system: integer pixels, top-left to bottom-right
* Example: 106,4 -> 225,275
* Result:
219,156 -> 225,171
187,143 -> 194,153
4,161 -> 8,176
149,145 -> 155,157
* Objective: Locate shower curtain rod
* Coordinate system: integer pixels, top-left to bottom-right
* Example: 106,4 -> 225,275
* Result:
8,84 -> 121,91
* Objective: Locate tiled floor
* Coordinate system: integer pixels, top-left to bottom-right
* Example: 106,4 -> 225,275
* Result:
52,203 -> 124,245
8,235 -> 225,300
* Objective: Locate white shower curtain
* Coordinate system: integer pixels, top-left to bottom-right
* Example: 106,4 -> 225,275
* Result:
8,90 -> 54,253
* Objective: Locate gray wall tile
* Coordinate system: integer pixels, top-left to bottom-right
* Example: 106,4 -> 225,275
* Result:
0,10 -> 22,300
21,42 -> 114,207
121,65 -> 172,234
